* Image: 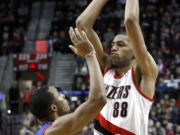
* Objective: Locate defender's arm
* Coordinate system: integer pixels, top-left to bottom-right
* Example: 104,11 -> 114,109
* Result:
45,29 -> 106,135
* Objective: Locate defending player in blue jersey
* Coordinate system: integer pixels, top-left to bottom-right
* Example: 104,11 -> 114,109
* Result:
30,28 -> 107,135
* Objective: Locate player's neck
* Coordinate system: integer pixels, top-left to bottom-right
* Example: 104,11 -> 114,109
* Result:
116,61 -> 134,76
41,113 -> 58,125
54,113 -> 59,120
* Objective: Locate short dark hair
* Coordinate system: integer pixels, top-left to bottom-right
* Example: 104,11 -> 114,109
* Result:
30,86 -> 55,120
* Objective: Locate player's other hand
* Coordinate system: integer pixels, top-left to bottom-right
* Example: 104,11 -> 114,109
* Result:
69,27 -> 95,57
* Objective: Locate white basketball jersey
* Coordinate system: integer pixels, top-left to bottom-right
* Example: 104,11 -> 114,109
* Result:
94,67 -> 154,135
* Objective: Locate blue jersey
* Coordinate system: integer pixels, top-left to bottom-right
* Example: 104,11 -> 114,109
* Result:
35,122 -> 53,135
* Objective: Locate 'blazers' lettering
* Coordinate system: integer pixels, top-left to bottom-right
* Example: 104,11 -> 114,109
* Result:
107,86 -> 118,99
106,85 -> 131,99
123,85 -> 130,98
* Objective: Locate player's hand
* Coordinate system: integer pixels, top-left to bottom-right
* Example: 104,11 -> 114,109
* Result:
69,27 -> 95,57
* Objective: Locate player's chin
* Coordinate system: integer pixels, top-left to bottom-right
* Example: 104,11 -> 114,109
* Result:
111,58 -> 120,68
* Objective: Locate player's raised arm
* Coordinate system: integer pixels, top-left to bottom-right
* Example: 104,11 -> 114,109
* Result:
124,0 -> 158,78
76,0 -> 109,71
124,0 -> 158,98
45,28 -> 106,135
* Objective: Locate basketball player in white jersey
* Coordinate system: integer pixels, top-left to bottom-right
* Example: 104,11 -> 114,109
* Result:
75,0 -> 158,134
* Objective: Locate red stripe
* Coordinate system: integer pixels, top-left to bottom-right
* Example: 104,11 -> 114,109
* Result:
103,66 -> 112,77
131,67 -> 155,102
41,124 -> 51,135
96,113 -> 135,135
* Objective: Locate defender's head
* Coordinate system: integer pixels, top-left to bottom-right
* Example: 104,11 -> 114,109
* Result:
30,86 -> 70,121
111,34 -> 134,68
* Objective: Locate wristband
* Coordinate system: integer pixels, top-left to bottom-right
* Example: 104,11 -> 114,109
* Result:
85,51 -> 96,59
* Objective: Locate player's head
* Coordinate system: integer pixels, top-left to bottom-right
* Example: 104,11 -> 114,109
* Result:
30,86 -> 70,121
110,34 -> 134,68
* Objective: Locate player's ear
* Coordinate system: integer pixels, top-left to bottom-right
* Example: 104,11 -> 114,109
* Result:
129,47 -> 135,59
50,104 -> 57,112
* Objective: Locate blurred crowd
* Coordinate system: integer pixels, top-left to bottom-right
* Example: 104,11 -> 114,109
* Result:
0,0 -> 31,55
0,0 -> 180,134
149,94 -> 180,135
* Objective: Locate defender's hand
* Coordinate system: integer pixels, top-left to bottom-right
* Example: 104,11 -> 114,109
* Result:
69,27 -> 95,57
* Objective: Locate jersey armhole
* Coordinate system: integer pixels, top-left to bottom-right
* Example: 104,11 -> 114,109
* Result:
131,66 -> 155,102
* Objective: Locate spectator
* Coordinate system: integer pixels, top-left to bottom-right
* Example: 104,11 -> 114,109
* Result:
155,121 -> 166,135
8,81 -> 20,114
22,88 -> 32,113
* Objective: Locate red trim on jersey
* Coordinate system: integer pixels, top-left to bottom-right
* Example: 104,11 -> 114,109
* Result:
103,66 -> 112,77
42,124 -> 52,135
96,113 -> 135,135
131,67 -> 155,102
113,70 -> 123,79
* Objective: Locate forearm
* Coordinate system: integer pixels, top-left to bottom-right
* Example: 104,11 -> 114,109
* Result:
124,0 -> 147,67
125,0 -> 139,23
76,0 -> 109,71
86,54 -> 106,101
76,0 -> 108,29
